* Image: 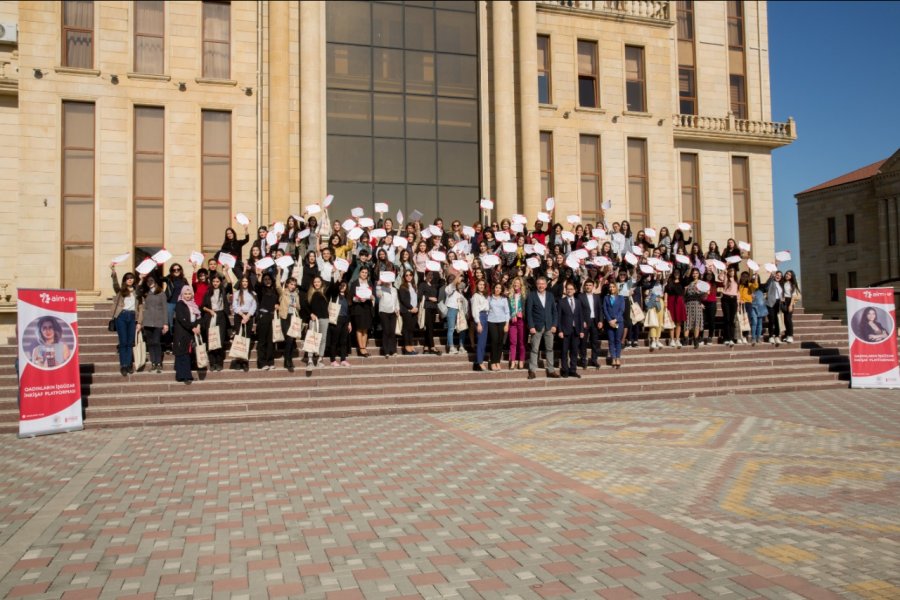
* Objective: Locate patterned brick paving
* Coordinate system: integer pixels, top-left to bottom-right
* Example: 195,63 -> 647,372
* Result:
0,389 -> 896,599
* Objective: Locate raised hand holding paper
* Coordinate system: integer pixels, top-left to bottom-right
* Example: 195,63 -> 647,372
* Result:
537,211 -> 550,223
255,257 -> 275,270
152,249 -> 172,264
136,258 -> 157,275
545,197 -> 555,211
738,241 -> 751,252
351,207 -> 364,218
480,198 -> 494,210
359,217 -> 375,228
305,204 -> 321,215
323,194 -> 334,207
334,258 -> 350,272
567,214 -> 581,224
265,231 -> 278,246
111,253 -> 130,265
189,251 -> 205,266
218,253 -> 236,268
375,202 -> 388,214
235,212 -> 250,226
775,250 -> 791,263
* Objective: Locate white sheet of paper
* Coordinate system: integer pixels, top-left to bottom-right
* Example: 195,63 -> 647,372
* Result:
601,199 -> 612,210
396,209 -> 404,224
566,255 -> 581,270
640,264 -> 654,274
631,245 -> 643,255
738,241 -> 751,252
462,225 -> 475,237
297,228 -> 311,240
379,271 -> 396,283
428,224 -> 442,236
393,237 -> 408,249
697,281 -> 711,293
189,251 -> 204,266
747,259 -> 759,272
265,231 -> 278,246
453,241 -> 470,255
374,202 -> 388,213
342,218 -> 356,231
573,249 -> 588,260
512,214 -> 528,225
256,256 -> 275,270
152,249 -> 172,264
533,242 -> 547,255
775,250 -> 791,262
409,209 -> 424,222
526,257 -> 541,269
355,286 -> 372,300
545,197 -> 555,211
567,214 -> 581,224
644,227 -> 657,239
726,255 -> 742,264
235,213 -> 250,226
676,221 -> 691,231
764,262 -> 778,273
426,260 -> 441,272
421,229 -> 432,239
359,217 -> 375,228
562,231 -> 575,242
136,258 -> 156,275
305,204 -> 321,215
612,233 -> 625,244
624,252 -> 638,265
111,252 -> 131,265
480,198 -> 494,210
584,240 -> 598,251
537,211 -> 551,223
481,254 -> 500,267
511,222 -> 524,233
675,254 -> 690,265
711,259 -> 726,271
334,258 -> 350,272
495,231 -> 511,242
370,228 -> 386,239
273,221 -> 285,235
323,194 -> 334,207
595,256 -> 612,267
592,228 -> 605,239
656,262 -> 671,272
351,207 -> 365,218
348,227 -> 364,241
502,242 -> 516,253
452,260 -> 469,272
430,251 -> 447,262
217,253 -> 236,268
275,255 -> 294,269
524,244 -> 535,254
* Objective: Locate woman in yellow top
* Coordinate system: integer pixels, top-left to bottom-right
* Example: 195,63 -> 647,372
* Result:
328,233 -> 354,261
738,271 -> 759,345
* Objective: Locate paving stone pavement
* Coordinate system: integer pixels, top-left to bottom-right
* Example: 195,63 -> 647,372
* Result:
0,389 -> 896,599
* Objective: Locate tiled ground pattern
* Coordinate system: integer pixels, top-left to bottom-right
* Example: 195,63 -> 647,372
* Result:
436,390 -> 900,599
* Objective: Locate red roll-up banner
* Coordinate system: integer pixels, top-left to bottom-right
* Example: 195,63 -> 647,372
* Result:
16,289 -> 84,437
845,288 -> 900,389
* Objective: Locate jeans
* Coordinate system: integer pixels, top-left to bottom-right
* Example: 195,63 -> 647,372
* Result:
528,327 -> 556,373
475,312 -> 488,363
508,318 -> 526,362
746,303 -> 763,339
115,310 -> 136,368
446,307 -> 459,349
607,324 -> 624,359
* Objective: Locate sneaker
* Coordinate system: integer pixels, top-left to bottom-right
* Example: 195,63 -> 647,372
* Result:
775,338 -> 781,347
675,340 -> 682,348
785,336 -> 794,343
448,347 -> 459,355
770,337 -> 777,345
331,361 -> 339,367
457,347 -> 464,354
340,360 -> 350,367
736,337 -> 745,345
270,365 -> 278,371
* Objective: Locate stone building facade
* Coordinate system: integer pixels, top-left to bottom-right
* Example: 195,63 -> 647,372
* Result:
0,0 -> 795,320
796,149 -> 900,319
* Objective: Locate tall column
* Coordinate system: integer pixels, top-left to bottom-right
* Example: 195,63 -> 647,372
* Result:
300,1 -> 325,206
269,0 -> 290,221
491,1 -> 517,217
517,1 -> 540,218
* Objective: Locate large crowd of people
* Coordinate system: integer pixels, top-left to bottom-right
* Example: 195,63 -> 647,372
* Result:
109,201 -> 801,384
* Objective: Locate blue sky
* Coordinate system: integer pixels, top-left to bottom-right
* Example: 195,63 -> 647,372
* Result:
768,1 -> 900,280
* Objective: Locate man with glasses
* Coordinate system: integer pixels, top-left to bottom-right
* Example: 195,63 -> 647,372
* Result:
526,276 -> 560,380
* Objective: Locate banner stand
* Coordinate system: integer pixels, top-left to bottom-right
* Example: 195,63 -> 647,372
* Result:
845,287 -> 900,389
16,289 -> 84,437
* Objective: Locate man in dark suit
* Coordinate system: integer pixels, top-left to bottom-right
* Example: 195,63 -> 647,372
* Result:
579,279 -> 603,368
557,281 -> 586,378
526,276 -> 560,380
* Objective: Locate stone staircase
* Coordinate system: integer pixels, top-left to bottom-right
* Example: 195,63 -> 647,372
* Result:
0,303 -> 851,433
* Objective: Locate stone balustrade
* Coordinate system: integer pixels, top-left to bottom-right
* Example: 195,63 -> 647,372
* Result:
537,0 -> 671,22
672,113 -> 797,147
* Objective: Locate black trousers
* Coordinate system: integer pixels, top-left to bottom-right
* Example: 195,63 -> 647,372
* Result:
768,303 -> 781,337
562,333 -> 579,374
380,312 -> 398,355
721,295 -> 738,342
281,317 -> 297,366
423,307 -> 438,348
702,301 -> 718,338
488,322 -> 505,364
328,316 -> 350,361
256,312 -> 274,367
401,312 -> 416,347
174,353 -> 193,382
580,318 -> 601,365
782,304 -> 794,337
143,326 -> 163,365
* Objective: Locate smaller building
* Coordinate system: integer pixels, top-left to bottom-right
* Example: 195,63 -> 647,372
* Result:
796,149 -> 900,319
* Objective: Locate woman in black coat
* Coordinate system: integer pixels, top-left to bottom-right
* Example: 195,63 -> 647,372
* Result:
218,225 -> 250,278
174,286 -> 201,384
417,270 -> 441,355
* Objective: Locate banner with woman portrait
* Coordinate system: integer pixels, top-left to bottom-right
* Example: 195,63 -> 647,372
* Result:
846,288 -> 899,389
16,289 -> 83,437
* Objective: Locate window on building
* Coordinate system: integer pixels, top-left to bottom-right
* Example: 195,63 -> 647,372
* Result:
537,35 -> 551,104
625,45 -> 646,112
827,217 -> 836,246
579,135 -> 601,214
846,214 -> 856,244
577,40 -> 598,108
847,271 -> 857,289
727,0 -> 744,48
134,107 -> 165,264
62,0 -> 94,69
201,110 -> 231,253
727,1 -> 747,119
680,153 -> 700,232
732,156 -> 751,243
62,101 -> 95,290
135,1 -> 164,74
676,1 -> 696,115
829,273 -> 839,302
627,138 -> 648,230
729,74 -> 747,120
202,1 -> 230,79
540,131 -> 554,200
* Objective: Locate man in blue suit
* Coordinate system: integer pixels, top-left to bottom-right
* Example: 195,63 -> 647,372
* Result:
579,279 -> 603,369
526,276 -> 560,379
557,281 -> 586,378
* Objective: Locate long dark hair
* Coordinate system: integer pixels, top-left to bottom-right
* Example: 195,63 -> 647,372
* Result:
119,272 -> 136,297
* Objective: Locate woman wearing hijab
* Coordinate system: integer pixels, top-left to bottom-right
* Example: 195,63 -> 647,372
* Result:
174,286 -> 201,384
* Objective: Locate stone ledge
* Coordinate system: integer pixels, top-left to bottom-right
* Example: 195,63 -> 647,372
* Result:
54,66 -> 101,77
126,72 -> 172,82
575,106 -> 606,115
194,77 -> 238,87
622,110 -> 653,118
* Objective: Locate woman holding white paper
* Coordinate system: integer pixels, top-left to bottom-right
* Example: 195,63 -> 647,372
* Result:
684,268 -> 705,348
200,274 -> 229,371
138,274 -> 168,373
349,267 -> 374,357
398,271 -> 419,355
781,270 -> 800,343
376,277 -> 399,358
442,274 -> 465,355
487,283 -> 510,371
720,268 -> 740,346
418,271 -> 441,355
111,267 -> 141,376
218,226 -> 250,277
254,271 -> 280,370
277,274 -> 301,372
327,281 -> 352,366
302,276 -> 330,368
470,279 -> 489,371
